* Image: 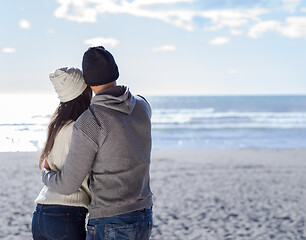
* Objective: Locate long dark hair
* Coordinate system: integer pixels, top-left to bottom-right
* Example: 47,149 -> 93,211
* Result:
39,86 -> 92,169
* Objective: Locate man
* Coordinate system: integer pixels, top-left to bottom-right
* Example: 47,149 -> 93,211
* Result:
42,46 -> 153,239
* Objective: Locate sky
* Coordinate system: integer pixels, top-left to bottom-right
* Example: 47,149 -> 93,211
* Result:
0,0 -> 306,96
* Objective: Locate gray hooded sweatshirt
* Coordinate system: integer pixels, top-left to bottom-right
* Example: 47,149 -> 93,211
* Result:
42,86 -> 153,218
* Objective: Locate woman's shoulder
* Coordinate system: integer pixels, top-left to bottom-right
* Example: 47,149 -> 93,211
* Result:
47,121 -> 75,166
62,121 -> 75,130
56,121 -> 75,139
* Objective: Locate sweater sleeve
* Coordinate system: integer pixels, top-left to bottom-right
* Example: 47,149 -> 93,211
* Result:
42,127 -> 98,195
42,109 -> 105,195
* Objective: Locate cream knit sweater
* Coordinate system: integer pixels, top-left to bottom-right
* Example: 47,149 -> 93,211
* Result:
35,122 -> 91,208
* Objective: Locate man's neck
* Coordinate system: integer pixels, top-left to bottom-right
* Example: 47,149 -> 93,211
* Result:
91,81 -> 117,94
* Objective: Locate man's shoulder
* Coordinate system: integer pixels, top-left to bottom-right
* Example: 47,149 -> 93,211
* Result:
135,95 -> 149,105
73,108 -> 106,146
74,108 -> 103,131
135,95 -> 152,116
74,109 -> 92,127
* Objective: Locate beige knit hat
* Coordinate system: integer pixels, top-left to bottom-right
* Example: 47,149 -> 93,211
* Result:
49,67 -> 87,103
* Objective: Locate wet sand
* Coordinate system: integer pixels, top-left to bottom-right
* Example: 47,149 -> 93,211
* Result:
1,149 -> 306,239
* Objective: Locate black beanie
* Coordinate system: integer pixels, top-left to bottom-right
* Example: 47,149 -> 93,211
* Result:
82,46 -> 119,86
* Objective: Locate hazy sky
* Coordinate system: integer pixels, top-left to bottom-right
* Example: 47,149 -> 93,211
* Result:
1,0 -> 306,95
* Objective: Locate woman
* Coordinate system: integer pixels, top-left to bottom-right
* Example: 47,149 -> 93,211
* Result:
31,67 -> 92,240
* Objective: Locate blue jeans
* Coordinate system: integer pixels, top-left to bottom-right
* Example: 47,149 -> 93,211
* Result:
32,204 -> 88,240
86,207 -> 153,240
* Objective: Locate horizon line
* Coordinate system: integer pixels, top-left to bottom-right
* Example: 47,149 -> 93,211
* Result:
1,92 -> 306,97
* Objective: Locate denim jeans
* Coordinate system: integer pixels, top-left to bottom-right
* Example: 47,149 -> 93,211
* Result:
32,204 -> 88,240
86,207 -> 153,240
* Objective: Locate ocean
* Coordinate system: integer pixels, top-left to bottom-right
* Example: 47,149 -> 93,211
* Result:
1,94 -> 306,152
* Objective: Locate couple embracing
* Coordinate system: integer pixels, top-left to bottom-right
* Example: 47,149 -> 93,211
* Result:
31,46 -> 153,240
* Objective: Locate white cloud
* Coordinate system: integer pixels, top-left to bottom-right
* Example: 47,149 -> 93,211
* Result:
248,17 -> 306,39
152,45 -> 176,52
54,0 -> 97,23
53,0 -> 267,32
209,37 -> 230,45
282,0 -> 301,13
248,20 -> 281,38
19,19 -> 31,29
131,0 -> 193,6
229,69 -> 238,75
53,0 -> 306,41
202,9 -> 267,31
281,17 -> 306,38
84,37 -> 119,48
2,48 -> 16,53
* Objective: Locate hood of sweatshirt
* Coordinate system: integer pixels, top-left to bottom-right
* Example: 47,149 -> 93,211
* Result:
90,85 -> 136,115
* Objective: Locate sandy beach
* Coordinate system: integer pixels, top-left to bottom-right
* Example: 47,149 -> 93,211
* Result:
1,149 -> 306,239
